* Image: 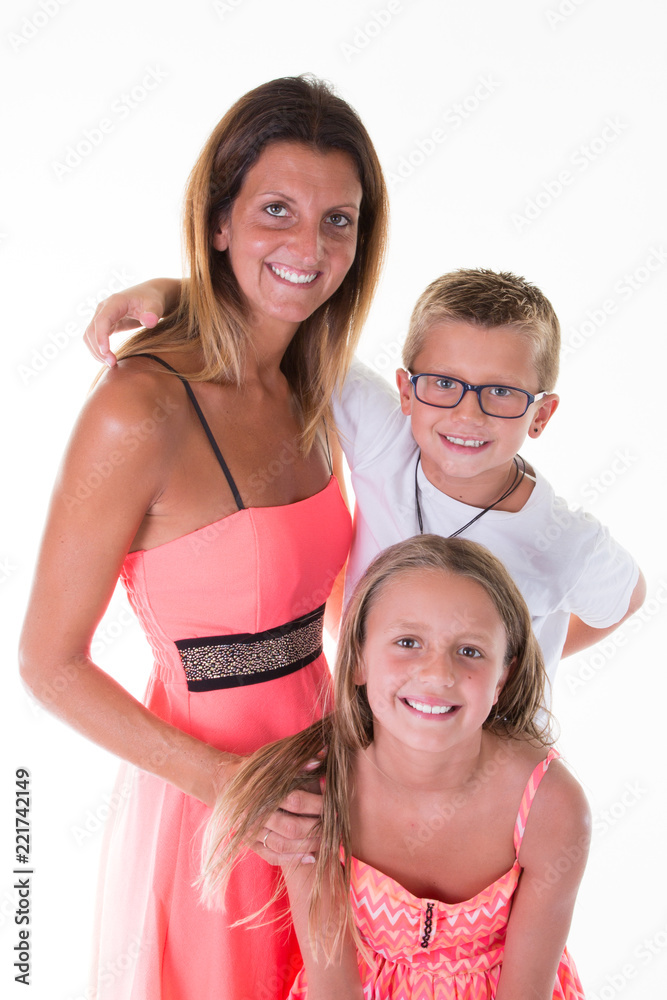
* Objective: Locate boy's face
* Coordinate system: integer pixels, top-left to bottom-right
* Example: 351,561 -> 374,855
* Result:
396,321 -> 559,499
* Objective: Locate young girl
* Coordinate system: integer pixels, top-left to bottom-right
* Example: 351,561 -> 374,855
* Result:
200,535 -> 590,999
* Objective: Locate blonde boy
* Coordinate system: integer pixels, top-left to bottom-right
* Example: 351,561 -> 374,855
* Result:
334,269 -> 644,689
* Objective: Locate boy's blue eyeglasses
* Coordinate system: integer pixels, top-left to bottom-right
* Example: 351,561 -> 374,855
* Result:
408,373 -> 548,419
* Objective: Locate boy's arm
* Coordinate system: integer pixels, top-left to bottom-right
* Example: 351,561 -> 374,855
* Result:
495,762 -> 591,1000
562,570 -> 646,658
84,277 -> 183,365
282,862 -> 364,1000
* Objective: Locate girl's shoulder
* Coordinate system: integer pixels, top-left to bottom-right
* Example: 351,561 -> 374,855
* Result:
489,738 -> 591,867
482,736 -> 588,822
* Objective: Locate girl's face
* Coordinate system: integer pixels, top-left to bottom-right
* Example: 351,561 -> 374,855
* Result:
357,568 -> 511,756
213,141 -> 363,337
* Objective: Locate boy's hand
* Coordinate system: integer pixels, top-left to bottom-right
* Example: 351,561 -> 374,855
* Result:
83,278 -> 177,365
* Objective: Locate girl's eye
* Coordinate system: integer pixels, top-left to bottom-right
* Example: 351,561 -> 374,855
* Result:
396,637 -> 420,649
265,204 -> 288,218
326,212 -> 352,228
458,646 -> 482,659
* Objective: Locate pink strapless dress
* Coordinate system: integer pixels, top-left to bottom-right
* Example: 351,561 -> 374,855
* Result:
89,357 -> 352,1000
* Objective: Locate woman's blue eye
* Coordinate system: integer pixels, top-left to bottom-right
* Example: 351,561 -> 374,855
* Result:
265,204 -> 288,217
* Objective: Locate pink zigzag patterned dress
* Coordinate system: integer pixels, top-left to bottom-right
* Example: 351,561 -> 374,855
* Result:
289,748 -> 584,999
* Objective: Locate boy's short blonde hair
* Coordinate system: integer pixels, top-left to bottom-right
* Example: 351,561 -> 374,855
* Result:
402,269 -> 560,392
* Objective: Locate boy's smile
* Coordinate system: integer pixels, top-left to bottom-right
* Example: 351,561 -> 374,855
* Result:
396,321 -> 559,509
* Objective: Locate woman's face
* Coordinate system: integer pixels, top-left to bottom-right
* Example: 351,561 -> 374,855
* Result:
214,141 -> 363,337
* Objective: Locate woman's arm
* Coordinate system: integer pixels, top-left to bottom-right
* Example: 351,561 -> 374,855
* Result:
20,366 -> 226,798
495,761 -> 591,1000
84,277 -> 182,365
19,366 -> 321,858
282,862 -> 364,1000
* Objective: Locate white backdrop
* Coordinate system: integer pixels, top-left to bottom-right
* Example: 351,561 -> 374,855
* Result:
2,1 -> 666,998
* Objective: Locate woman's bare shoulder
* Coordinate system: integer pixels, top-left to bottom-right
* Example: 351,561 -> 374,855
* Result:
81,354 -> 189,437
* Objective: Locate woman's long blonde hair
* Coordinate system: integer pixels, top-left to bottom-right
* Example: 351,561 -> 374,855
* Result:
199,536 -> 552,957
114,75 -> 389,450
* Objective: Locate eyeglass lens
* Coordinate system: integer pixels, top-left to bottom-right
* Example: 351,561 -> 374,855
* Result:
414,375 -> 530,417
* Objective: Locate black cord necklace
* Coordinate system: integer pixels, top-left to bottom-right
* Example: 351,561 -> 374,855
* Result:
414,452 -> 527,538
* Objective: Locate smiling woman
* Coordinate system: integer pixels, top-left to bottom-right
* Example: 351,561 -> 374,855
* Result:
19,75 -> 388,1000
211,142 -> 362,337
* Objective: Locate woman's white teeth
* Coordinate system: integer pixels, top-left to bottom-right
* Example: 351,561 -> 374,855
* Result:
446,436 -> 484,447
405,699 -> 454,715
270,265 -> 317,284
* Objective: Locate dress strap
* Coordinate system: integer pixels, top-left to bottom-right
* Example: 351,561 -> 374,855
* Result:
513,748 -> 560,856
132,353 -> 245,511
322,424 -> 333,475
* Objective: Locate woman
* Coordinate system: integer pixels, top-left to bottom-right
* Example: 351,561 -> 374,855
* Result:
20,75 -> 388,1000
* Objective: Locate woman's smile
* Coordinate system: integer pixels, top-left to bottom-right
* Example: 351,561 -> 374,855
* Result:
213,142 -> 362,338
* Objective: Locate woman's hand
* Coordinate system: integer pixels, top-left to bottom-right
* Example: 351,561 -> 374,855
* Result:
254,786 -> 324,865
84,277 -> 181,365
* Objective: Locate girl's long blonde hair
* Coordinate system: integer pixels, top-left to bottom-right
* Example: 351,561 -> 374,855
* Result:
114,75 -> 388,451
199,535 -> 552,957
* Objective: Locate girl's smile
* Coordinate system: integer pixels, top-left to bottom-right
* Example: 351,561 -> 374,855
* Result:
357,568 -> 511,766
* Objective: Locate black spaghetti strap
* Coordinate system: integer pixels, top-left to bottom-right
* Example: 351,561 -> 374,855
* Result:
322,425 -> 333,475
133,353 -> 245,511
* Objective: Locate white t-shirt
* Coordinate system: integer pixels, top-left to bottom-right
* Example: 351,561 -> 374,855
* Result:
333,359 -> 639,689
